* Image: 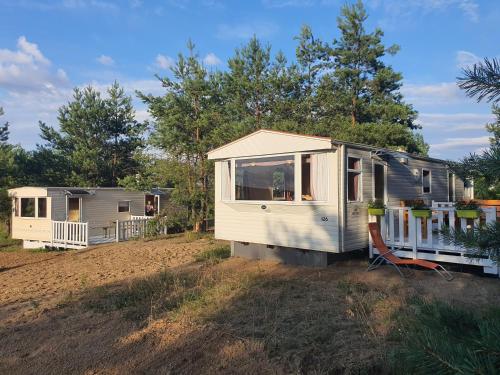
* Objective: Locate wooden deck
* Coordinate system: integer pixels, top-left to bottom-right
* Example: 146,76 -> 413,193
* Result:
370,203 -> 499,276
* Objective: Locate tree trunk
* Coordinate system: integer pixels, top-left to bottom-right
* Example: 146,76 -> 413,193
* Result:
351,96 -> 357,127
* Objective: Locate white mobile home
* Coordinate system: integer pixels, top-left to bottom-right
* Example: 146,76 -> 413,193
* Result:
208,130 -> 476,266
8,187 -> 169,249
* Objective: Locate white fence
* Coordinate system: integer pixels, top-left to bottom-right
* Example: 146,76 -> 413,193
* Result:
371,205 -> 498,275
52,221 -> 89,248
116,218 -> 167,242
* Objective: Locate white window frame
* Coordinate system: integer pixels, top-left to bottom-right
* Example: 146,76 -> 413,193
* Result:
221,160 -> 232,202
347,155 -> 363,203
117,200 -> 131,213
229,151 -> 331,206
19,197 -> 37,218
422,168 -> 432,194
300,152 -> 330,203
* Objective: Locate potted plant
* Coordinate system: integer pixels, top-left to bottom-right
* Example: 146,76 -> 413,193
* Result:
368,199 -> 386,216
455,200 -> 481,219
410,200 -> 432,218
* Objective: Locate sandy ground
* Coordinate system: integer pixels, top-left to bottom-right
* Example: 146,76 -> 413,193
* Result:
1,237 -> 499,375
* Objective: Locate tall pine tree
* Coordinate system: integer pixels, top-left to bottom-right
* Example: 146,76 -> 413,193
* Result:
40,83 -> 147,187
319,0 -> 417,128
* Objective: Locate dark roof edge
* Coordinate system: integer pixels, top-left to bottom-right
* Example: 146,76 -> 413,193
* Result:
331,139 -> 447,164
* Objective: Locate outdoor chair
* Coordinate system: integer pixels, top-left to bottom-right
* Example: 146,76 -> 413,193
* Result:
367,223 -> 453,281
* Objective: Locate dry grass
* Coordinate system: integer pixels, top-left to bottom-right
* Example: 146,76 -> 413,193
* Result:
1,236 -> 500,374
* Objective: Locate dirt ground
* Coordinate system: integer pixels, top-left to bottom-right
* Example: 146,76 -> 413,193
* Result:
1,236 -> 499,375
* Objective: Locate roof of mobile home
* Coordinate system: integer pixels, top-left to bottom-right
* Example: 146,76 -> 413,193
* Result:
207,129 -> 445,164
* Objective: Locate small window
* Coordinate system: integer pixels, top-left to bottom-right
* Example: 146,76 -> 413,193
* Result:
20,198 -> 35,217
118,201 -> 130,212
347,157 -> 362,202
302,153 -> 329,201
38,198 -> 47,218
422,169 -> 431,194
448,172 -> 455,202
221,160 -> 231,201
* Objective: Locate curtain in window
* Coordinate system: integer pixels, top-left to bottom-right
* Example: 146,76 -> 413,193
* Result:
310,153 -> 329,201
221,160 -> 231,200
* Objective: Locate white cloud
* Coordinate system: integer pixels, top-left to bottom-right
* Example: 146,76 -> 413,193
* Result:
369,0 -> 480,23
401,82 -> 465,105
456,50 -> 481,69
203,52 -> 222,66
430,136 -> 490,150
154,54 -> 175,70
417,112 -> 494,131
216,21 -> 279,40
0,36 -> 68,93
96,54 -> 115,66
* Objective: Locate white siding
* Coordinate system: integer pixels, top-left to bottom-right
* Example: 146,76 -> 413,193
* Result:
208,130 -> 331,160
214,151 -> 340,252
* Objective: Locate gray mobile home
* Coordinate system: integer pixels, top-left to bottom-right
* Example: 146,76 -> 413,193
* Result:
208,130 -> 472,266
8,187 -> 169,249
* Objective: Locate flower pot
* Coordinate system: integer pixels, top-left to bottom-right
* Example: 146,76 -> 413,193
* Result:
412,209 -> 431,218
368,208 -> 385,216
456,209 -> 480,219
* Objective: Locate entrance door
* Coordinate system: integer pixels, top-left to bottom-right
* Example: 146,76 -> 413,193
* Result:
374,163 -> 385,201
145,194 -> 155,216
68,198 -> 80,222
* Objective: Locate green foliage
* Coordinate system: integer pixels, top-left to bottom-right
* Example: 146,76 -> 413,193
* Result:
0,107 -> 9,145
144,216 -> 168,238
458,57 -> 500,103
0,188 -> 11,222
441,222 -> 500,265
448,107 -> 500,199
139,41 -> 236,231
454,200 -> 480,210
194,245 -> 231,263
408,200 -> 429,210
317,0 -> 417,129
391,299 -> 500,374
40,82 -> 147,187
326,120 -> 428,154
367,199 -> 385,209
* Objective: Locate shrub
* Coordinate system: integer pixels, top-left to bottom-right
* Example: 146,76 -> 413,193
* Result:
454,200 -> 480,210
194,245 -> 231,263
391,299 -> 500,374
368,199 -> 385,209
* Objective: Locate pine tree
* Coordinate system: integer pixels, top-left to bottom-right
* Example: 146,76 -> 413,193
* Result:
458,57 -> 500,103
139,41 -> 236,231
321,0 -> 417,128
0,107 -> 9,146
225,36 -> 273,129
40,83 -> 147,187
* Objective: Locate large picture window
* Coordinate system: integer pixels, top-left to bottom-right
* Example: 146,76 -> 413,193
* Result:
347,157 -> 362,202
302,153 -> 329,201
235,155 -> 295,201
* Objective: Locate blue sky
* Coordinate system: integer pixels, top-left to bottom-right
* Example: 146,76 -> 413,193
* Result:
0,0 -> 498,159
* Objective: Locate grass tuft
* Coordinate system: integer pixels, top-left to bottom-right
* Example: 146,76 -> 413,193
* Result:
194,245 -> 231,263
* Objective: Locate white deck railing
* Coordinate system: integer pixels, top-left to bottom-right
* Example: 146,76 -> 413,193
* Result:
116,218 -> 167,242
370,204 -> 498,274
52,221 -> 89,247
